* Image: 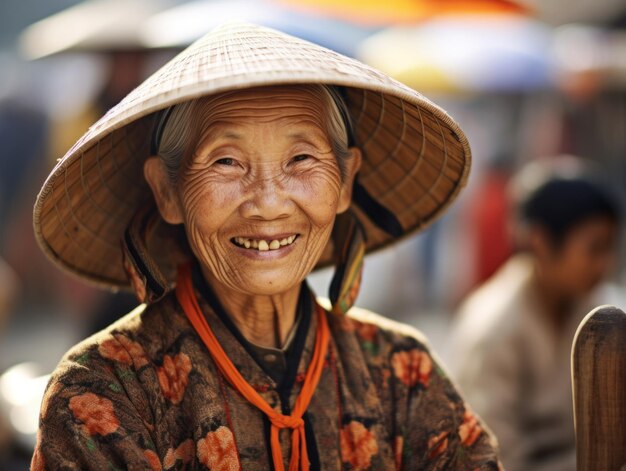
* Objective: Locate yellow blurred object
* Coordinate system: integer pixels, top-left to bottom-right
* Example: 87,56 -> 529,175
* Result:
278,0 -> 531,25
394,65 -> 459,93
48,104 -> 100,167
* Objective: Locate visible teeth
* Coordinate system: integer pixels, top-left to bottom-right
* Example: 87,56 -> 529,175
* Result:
233,235 -> 298,251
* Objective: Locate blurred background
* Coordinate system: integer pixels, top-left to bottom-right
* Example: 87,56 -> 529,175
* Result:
0,0 -> 625,469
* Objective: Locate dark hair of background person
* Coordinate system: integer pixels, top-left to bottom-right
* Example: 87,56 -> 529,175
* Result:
520,178 -> 620,248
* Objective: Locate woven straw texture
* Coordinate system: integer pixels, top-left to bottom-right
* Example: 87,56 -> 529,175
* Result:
34,22 -> 471,290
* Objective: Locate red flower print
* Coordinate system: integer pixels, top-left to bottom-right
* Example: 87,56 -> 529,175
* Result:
197,426 -> 239,471
99,334 -> 149,369
459,409 -> 482,447
427,431 -> 449,460
164,439 -> 194,468
340,420 -> 379,470
391,349 -> 433,388
144,449 -> 161,471
69,392 -> 120,436
157,353 -> 192,404
394,435 -> 404,470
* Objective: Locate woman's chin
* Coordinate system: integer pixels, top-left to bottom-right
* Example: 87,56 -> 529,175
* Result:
229,273 -> 304,297
197,256 -> 309,298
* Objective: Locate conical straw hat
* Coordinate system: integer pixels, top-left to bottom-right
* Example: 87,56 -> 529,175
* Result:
34,22 -> 471,290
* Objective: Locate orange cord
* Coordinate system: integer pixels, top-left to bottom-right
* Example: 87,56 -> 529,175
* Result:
176,264 -> 330,471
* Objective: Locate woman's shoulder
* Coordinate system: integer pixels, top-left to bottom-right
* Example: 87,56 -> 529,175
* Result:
347,305 -> 430,344
325,302 -> 442,382
50,293 -> 184,384
39,293 -> 190,434
32,294 -> 192,470
326,301 -> 432,352
324,303 -> 502,469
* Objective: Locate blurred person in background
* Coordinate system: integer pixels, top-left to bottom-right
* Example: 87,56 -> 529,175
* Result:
448,157 -> 622,471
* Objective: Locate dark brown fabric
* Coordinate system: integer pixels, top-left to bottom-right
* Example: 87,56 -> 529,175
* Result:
32,288 -> 501,470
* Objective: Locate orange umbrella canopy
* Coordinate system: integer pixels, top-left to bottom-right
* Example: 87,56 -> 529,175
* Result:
277,0 -> 531,26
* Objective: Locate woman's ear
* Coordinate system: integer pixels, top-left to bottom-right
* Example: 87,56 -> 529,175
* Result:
143,157 -> 184,224
337,147 -> 362,214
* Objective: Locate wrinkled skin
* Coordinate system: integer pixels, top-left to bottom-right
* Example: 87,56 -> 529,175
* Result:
145,86 -> 361,346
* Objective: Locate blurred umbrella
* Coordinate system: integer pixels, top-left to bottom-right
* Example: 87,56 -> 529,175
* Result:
358,14 -> 553,93
276,0 -> 531,27
18,0 -> 182,59
139,0 -> 379,57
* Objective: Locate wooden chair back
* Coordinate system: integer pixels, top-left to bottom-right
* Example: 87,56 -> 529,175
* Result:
571,305 -> 626,470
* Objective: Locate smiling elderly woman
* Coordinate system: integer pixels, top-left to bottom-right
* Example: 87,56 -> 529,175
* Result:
32,24 -> 501,471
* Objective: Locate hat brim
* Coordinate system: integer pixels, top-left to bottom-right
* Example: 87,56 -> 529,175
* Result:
33,22 -> 470,290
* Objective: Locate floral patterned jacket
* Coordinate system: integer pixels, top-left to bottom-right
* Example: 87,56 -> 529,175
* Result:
32,280 -> 501,470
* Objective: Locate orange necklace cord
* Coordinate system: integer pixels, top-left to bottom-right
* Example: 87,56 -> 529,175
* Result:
175,264 -> 330,471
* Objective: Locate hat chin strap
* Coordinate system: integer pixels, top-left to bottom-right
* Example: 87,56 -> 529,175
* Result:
328,209 -> 366,316
352,178 -> 404,238
121,204 -> 181,304
325,180 -> 405,316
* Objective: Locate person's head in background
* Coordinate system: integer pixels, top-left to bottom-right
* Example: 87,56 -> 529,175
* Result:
511,157 -> 620,321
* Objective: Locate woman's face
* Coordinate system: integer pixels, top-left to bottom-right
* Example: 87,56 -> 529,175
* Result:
146,86 -> 361,296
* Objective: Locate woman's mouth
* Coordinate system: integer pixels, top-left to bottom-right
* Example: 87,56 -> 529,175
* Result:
231,235 -> 298,251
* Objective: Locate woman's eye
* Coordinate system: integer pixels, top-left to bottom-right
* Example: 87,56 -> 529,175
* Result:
291,154 -> 311,163
215,157 -> 235,166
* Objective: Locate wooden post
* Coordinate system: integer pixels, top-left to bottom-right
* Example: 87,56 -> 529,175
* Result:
571,305 -> 626,471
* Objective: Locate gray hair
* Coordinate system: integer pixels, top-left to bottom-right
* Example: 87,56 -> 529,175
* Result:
155,84 -> 354,183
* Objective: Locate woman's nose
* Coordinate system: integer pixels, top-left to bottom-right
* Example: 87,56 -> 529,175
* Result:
239,173 -> 295,221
